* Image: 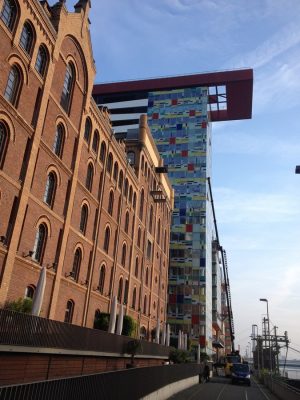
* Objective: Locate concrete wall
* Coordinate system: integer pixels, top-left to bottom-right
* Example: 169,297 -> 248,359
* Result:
141,376 -> 198,400
262,376 -> 300,400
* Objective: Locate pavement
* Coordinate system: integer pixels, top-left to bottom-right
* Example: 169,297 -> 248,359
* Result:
168,376 -> 280,400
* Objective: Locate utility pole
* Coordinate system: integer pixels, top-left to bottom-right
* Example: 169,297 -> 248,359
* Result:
262,317 -> 267,370
257,335 -> 261,375
274,326 -> 279,374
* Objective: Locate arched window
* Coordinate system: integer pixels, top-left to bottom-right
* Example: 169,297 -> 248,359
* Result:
127,151 -> 135,165
84,118 -> 92,143
129,186 -> 133,204
103,226 -> 110,253
121,243 -> 126,267
157,219 -> 161,244
137,227 -> 141,248
117,277 -> 123,303
135,257 -> 139,278
139,189 -> 144,220
86,163 -> 94,191
35,45 -> 48,77
53,123 -> 64,158
0,121 -> 9,168
113,161 -> 118,182
118,170 -> 123,191
132,287 -> 136,309
143,295 -> 147,315
71,248 -> 82,281
145,267 -> 149,286
164,229 -> 167,252
43,172 -> 57,207
1,0 -> 18,31
19,21 -> 34,55
4,65 -> 22,106
64,299 -> 74,323
80,204 -> 88,234
108,190 -> 114,216
60,62 -> 75,113
25,285 -> 35,299
124,179 -> 129,198
32,224 -> 47,264
92,130 -> 99,153
149,206 -> 153,233
133,193 -> 136,208
107,152 -> 113,174
98,265 -> 105,294
124,211 -> 129,234
99,141 -> 106,163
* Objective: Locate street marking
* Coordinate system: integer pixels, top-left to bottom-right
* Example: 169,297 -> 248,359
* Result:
216,384 -> 227,400
245,389 -> 248,400
186,384 -> 204,400
253,378 -> 272,400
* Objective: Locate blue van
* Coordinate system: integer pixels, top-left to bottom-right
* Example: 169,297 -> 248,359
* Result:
231,363 -> 251,386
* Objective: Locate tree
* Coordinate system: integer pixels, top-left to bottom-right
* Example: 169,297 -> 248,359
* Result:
125,339 -> 142,367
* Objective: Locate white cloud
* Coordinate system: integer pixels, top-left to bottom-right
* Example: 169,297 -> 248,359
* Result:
235,22 -> 300,69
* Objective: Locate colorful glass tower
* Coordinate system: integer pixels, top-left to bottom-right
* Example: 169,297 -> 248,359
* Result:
93,69 -> 253,353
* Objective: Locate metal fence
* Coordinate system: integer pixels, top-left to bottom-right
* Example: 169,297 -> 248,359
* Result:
0,309 -> 170,358
0,363 -> 201,400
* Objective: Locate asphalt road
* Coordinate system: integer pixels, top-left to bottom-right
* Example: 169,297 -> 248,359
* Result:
168,376 -> 279,400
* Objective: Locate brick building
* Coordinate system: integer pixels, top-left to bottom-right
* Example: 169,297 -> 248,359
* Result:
0,0 -> 173,338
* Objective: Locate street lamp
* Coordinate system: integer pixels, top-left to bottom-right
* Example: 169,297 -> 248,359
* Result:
259,298 -> 272,373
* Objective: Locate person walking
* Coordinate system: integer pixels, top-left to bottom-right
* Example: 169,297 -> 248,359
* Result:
203,363 -> 210,382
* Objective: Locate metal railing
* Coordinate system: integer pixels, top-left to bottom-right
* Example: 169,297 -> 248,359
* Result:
0,363 -> 201,400
0,309 -> 170,358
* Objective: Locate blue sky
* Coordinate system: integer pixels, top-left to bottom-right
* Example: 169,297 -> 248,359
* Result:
61,0 -> 300,358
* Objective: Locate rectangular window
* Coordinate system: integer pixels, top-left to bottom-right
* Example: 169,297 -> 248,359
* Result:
31,88 -> 42,128
6,196 -> 18,245
54,229 -> 63,267
71,137 -> 78,171
19,138 -> 31,182
63,180 -> 71,217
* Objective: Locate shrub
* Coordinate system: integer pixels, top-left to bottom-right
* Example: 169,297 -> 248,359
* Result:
93,312 -> 110,331
169,349 -> 189,364
4,297 -> 32,314
122,315 -> 136,337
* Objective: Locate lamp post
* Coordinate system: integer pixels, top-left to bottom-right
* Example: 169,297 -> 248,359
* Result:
260,298 -> 272,373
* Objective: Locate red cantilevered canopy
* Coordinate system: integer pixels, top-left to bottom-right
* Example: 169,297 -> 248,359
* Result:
93,69 -> 253,122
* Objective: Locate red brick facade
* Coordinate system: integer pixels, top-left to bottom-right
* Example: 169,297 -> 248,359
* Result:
0,0 -> 173,339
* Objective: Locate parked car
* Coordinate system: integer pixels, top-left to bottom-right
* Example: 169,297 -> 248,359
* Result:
231,363 -> 251,386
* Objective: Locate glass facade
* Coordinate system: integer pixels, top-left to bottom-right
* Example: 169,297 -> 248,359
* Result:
147,86 -> 215,353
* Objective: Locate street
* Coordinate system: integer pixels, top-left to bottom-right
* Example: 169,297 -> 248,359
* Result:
168,376 -> 279,400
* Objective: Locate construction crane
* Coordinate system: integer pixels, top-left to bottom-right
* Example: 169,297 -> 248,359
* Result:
207,177 -> 235,352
